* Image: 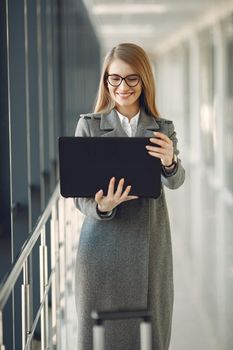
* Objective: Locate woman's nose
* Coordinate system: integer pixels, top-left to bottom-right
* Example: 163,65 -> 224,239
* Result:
118,79 -> 130,90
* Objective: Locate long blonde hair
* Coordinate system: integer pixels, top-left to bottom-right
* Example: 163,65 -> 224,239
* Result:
93,43 -> 160,117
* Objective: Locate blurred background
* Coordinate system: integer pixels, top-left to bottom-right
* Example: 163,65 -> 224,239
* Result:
0,0 -> 233,349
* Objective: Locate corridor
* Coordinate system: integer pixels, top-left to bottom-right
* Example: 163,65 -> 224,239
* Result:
0,0 -> 233,349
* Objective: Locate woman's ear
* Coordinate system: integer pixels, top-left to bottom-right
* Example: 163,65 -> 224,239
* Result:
104,78 -> 109,89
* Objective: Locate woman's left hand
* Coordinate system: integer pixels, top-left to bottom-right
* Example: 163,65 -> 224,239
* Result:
146,131 -> 174,166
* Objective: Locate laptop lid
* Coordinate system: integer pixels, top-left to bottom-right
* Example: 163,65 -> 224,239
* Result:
58,137 -> 161,199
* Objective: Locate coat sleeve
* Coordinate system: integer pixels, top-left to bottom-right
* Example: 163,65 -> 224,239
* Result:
161,122 -> 185,190
73,117 -> 117,220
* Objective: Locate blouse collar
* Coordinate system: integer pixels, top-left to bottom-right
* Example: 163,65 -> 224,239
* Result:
115,109 -> 140,126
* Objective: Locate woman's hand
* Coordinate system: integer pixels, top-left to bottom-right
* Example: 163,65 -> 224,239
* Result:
146,131 -> 174,167
95,177 -> 138,212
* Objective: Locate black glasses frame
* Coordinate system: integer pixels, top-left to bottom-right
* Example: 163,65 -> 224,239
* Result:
106,74 -> 141,87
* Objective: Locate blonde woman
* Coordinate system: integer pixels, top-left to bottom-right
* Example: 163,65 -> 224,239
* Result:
74,43 -> 185,350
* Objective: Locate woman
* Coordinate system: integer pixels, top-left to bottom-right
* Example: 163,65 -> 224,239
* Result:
74,43 -> 185,350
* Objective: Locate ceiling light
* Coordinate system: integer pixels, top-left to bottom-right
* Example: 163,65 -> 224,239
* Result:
100,25 -> 156,35
92,4 -> 167,15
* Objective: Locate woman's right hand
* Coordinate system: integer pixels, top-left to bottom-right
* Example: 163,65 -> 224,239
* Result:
95,177 -> 138,212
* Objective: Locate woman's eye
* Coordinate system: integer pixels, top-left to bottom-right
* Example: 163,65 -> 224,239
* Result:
127,76 -> 138,81
111,76 -> 120,81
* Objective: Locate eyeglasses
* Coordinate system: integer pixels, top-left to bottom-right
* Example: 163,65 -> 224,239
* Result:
106,74 -> 141,87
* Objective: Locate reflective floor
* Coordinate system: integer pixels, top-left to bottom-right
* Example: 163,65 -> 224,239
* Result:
168,163 -> 233,350
61,164 -> 233,350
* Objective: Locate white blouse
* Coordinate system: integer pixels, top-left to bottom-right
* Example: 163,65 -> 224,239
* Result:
115,109 -> 140,137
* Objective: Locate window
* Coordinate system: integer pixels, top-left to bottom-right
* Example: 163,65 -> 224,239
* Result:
223,15 -> 233,193
199,29 -> 216,168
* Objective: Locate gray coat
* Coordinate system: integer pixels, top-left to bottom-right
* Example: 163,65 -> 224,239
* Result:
74,108 -> 185,350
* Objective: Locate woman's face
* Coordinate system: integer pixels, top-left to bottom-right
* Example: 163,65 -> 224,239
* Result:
106,58 -> 142,113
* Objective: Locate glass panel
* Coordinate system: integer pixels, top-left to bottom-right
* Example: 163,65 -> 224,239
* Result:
223,15 -> 233,193
199,30 -> 216,168
182,43 -> 190,148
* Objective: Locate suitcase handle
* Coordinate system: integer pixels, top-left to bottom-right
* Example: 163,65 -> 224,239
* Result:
91,310 -> 152,350
91,309 -> 152,324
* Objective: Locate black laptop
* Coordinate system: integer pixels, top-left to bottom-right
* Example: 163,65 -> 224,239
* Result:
58,137 -> 161,198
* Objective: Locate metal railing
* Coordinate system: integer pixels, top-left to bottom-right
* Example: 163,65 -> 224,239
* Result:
0,182 -> 83,350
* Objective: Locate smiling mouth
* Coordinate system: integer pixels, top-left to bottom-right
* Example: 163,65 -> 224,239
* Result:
116,92 -> 133,98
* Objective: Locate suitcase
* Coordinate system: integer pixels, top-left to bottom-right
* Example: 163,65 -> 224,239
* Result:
91,309 -> 152,350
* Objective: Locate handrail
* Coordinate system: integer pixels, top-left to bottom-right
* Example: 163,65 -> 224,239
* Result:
25,273 -> 53,349
0,183 -> 60,310
0,180 -> 82,350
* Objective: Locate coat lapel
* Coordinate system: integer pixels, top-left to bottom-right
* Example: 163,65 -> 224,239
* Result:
100,108 -> 128,137
135,109 -> 160,137
100,108 -> 160,138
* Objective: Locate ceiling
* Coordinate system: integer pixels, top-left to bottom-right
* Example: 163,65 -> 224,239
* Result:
83,0 -> 230,58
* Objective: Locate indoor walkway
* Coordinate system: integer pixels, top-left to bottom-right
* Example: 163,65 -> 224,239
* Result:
1,0 -> 233,349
